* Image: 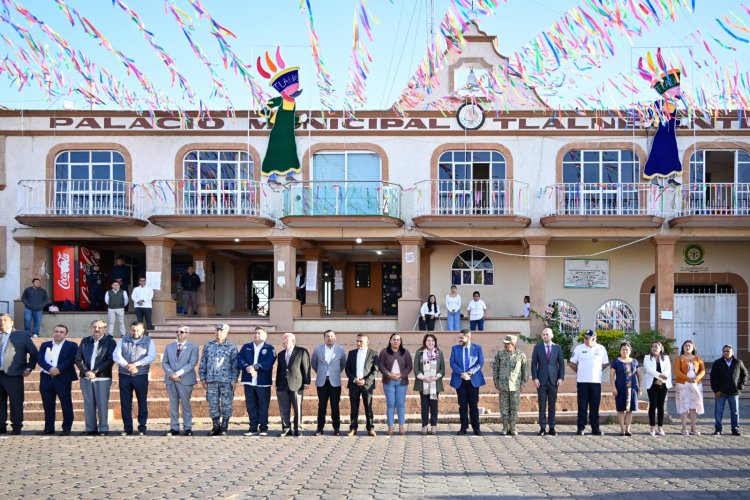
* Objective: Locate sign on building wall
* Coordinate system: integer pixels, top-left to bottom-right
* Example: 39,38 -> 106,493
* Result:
53,245 -> 76,301
564,259 -> 609,288
680,243 -> 709,273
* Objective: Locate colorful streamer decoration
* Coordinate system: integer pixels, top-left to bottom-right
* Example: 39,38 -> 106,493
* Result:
299,0 -> 336,111
344,0 -> 378,114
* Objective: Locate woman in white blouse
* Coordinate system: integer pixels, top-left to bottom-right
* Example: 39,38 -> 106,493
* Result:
445,286 -> 462,331
643,341 -> 672,436
419,294 -> 440,331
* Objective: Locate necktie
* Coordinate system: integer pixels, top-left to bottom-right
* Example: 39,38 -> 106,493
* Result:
463,347 -> 469,372
177,343 -> 183,358
286,348 -> 292,365
0,333 -> 7,371
546,345 -> 551,361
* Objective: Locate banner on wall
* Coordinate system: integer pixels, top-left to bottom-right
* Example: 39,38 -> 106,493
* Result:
78,247 -> 101,309
53,246 -> 76,302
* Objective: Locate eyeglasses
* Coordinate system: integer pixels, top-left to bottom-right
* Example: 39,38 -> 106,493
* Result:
177,330 -> 188,334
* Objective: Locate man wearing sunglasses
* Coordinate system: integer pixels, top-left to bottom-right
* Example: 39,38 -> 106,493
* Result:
162,326 -> 199,436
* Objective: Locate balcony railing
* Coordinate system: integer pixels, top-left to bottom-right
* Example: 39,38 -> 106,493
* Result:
148,179 -> 270,217
281,180 -> 401,218
545,183 -> 664,216
17,179 -> 147,219
412,179 -> 529,217
674,183 -> 750,216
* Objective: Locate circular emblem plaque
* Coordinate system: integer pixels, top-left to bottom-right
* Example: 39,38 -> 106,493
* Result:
456,102 -> 485,130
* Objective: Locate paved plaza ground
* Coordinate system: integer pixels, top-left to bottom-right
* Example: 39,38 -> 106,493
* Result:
1,402 -> 749,499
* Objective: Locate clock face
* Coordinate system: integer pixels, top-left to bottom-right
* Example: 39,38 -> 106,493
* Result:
456,103 -> 485,130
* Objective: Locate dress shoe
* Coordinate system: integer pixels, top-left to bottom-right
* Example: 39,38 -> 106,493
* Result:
537,429 -> 546,436
293,430 -> 300,437
347,429 -> 357,437
591,429 -> 604,436
576,429 -> 585,436
165,429 -> 180,437
244,429 -> 258,436
713,430 -> 722,435
506,430 -> 512,436
314,430 -> 324,436
10,429 -> 21,435
121,431 -> 133,436
732,429 -> 742,436
473,430 -> 482,436
367,429 -> 377,437
58,431 -> 71,436
0,428 -> 6,434
83,431 -> 98,437
548,428 -> 557,436
333,430 -> 340,436
456,429 -> 467,435
184,429 -> 193,436
37,430 -> 55,435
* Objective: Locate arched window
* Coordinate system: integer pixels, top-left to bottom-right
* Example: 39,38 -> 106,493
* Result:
549,299 -> 581,336
437,150 -> 507,215
451,249 -> 494,286
54,150 -> 127,215
182,150 -> 253,214
561,149 -> 640,215
595,299 -> 636,332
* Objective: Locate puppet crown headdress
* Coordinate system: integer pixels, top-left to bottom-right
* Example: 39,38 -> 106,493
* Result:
257,47 -> 299,94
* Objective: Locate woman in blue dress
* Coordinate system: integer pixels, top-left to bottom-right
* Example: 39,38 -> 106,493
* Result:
610,342 -> 642,436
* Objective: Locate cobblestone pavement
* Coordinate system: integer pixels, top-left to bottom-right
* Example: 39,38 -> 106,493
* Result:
1,406 -> 749,499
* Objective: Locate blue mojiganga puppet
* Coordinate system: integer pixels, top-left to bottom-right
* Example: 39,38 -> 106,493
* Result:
644,69 -> 683,182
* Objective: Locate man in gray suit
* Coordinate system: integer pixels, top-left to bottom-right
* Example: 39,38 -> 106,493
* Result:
162,325 -> 199,436
531,327 -> 565,436
276,332 -> 311,437
311,330 -> 347,436
0,313 -> 38,434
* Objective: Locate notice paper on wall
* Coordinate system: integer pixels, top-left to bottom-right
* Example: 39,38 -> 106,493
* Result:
305,261 -> 318,291
146,272 -> 161,290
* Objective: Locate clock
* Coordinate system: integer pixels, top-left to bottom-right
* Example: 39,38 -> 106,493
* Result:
456,102 -> 485,130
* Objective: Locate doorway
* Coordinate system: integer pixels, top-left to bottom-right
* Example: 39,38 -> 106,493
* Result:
249,263 -> 272,317
381,262 -> 402,316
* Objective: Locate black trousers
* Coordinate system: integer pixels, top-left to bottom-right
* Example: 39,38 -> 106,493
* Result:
457,379 -> 480,431
419,392 -> 439,427
647,383 -> 669,426
40,373 -> 74,432
349,384 -> 374,430
577,382 -> 602,431
120,374 -> 149,433
537,380 -> 559,429
0,372 -> 24,430
418,316 -> 436,331
316,380 -> 342,431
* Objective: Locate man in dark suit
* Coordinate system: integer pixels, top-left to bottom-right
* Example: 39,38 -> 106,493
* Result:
37,324 -> 79,435
238,327 -> 276,436
345,333 -> 379,437
449,329 -> 485,436
531,327 -> 565,436
75,319 -> 117,436
276,332 -> 310,437
0,313 -> 38,434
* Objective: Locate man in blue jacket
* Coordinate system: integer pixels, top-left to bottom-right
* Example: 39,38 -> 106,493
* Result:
449,329 -> 485,436
37,324 -> 78,435
238,326 -> 276,436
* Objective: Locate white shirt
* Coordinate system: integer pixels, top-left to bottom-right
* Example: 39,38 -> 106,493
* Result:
243,341 -> 270,387
131,285 -> 154,308
89,337 -> 111,381
523,303 -> 531,318
445,294 -> 462,313
467,299 -> 487,321
0,331 -> 11,371
570,343 -> 609,383
173,342 -> 187,376
420,302 -> 440,317
104,290 -> 129,307
324,345 -> 335,364
43,340 -> 65,374
356,348 -> 367,379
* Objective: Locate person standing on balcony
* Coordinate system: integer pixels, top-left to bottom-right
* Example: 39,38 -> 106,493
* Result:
86,265 -> 107,311
466,291 -> 487,331
445,285 -> 462,331
21,278 -> 50,338
105,281 -> 128,338
181,266 -> 201,316
111,257 -> 131,311
74,319 -> 116,436
113,321 -> 156,436
131,277 -> 154,330
295,266 -> 306,305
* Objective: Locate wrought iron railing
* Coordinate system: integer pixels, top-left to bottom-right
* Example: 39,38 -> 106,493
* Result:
674,182 -> 750,216
147,179 -> 271,217
412,179 -> 529,217
544,182 -> 664,216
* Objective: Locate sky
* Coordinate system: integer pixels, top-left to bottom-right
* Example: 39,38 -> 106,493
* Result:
0,1 -> 747,113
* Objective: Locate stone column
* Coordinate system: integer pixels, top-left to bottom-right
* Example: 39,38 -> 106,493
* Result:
191,249 -> 216,317
525,237 -> 550,337
268,236 -> 299,331
397,236 -> 424,331
330,260 -> 347,315
302,248 -> 325,317
14,237 -> 50,321
652,235 -> 678,339
140,237 -> 176,326
419,247 -> 433,302
230,260 -> 248,314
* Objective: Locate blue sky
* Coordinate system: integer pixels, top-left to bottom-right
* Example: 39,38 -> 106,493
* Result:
0,1 -> 745,112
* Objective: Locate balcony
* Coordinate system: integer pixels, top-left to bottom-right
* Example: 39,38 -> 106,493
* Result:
147,179 -> 274,228
541,183 -> 665,228
279,180 -> 403,227
410,179 -> 531,228
16,179 -> 149,227
670,183 -> 750,227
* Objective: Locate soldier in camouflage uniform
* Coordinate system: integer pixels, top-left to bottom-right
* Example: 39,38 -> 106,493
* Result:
492,335 -> 529,436
199,323 -> 240,436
